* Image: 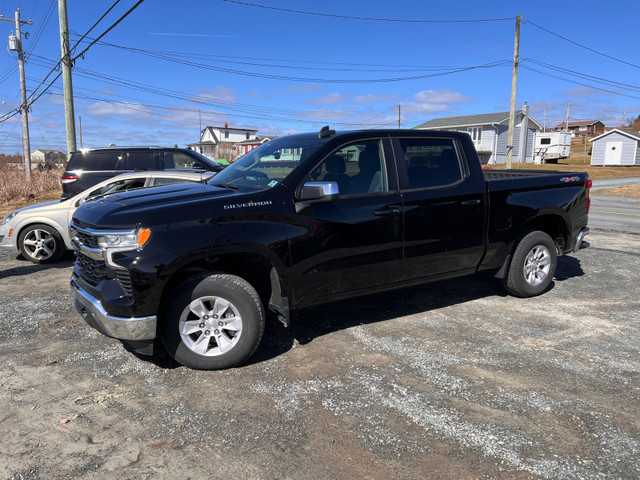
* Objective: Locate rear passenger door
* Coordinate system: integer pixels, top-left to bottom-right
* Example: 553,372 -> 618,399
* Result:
392,136 -> 485,280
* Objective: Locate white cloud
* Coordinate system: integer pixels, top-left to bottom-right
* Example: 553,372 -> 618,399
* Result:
190,86 -> 236,104
288,84 -> 323,93
413,88 -> 472,104
306,93 -> 346,106
352,93 -> 400,104
84,101 -> 154,120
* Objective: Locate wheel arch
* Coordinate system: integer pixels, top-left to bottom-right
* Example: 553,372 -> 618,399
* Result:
521,213 -> 570,253
159,250 -> 289,326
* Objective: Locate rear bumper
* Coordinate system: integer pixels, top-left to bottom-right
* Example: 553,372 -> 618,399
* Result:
71,277 -> 157,341
573,227 -> 590,253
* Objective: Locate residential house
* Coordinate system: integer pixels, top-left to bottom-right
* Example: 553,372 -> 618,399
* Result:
188,123 -> 258,160
413,107 -> 541,164
30,149 -> 66,169
234,135 -> 275,156
554,120 -> 605,137
589,129 -> 640,166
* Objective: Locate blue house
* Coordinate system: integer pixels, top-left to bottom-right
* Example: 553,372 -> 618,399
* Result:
413,108 -> 541,165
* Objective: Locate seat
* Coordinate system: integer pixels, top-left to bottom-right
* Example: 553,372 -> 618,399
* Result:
349,146 -> 381,194
322,155 -> 350,194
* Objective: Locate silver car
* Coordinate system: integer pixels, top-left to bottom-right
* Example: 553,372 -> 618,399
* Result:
0,170 -> 215,264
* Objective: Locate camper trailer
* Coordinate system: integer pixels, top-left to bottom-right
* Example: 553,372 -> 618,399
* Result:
534,131 -> 571,164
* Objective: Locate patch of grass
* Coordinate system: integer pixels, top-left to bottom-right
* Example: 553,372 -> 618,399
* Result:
594,184 -> 640,198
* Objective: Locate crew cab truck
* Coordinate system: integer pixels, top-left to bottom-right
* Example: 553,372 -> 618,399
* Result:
70,128 -> 591,370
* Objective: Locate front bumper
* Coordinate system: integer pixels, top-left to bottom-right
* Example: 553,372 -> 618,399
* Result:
71,277 -> 157,341
0,223 -> 16,250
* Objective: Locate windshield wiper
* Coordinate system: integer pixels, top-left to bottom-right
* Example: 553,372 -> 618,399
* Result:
211,182 -> 239,190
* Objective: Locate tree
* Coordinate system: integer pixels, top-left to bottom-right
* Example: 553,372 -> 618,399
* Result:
216,142 -> 238,163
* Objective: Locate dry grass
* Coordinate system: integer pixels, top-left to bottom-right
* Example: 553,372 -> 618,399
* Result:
594,184 -> 640,198
0,166 -> 63,219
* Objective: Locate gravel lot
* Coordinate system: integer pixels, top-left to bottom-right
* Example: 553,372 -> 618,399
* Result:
1,230 -> 639,480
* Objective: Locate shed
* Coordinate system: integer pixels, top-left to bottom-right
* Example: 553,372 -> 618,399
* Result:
589,129 -> 640,166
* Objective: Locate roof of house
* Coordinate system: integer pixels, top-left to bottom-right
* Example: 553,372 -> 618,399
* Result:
555,120 -> 604,128
414,110 -> 541,130
589,128 -> 640,143
205,125 -> 257,133
234,135 -> 275,146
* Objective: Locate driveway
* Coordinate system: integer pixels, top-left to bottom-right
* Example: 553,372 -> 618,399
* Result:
1,230 -> 639,479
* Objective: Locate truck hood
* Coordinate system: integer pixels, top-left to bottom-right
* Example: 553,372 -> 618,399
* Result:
72,182 -> 248,229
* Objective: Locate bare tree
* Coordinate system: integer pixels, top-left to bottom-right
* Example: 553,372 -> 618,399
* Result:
216,142 -> 239,163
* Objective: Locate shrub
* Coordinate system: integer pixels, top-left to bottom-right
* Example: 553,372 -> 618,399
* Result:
0,164 -> 62,203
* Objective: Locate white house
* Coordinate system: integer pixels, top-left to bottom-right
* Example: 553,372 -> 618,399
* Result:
30,149 -> 65,167
589,129 -> 640,166
413,106 -> 541,165
188,123 -> 258,160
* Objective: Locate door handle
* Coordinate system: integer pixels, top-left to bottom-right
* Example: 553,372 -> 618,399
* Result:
461,199 -> 481,206
373,206 -> 400,216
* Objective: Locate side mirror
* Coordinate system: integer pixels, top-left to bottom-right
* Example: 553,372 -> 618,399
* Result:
296,181 -> 339,212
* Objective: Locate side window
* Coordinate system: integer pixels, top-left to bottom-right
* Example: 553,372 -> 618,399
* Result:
82,151 -> 121,170
309,140 -> 387,196
123,151 -> 157,170
153,177 -> 197,186
399,138 -> 462,189
166,152 -> 200,169
87,178 -> 146,198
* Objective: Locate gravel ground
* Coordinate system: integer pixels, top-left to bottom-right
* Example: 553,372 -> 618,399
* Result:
0,230 -> 639,480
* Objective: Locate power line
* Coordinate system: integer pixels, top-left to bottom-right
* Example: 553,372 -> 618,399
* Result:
523,19 -> 640,70
69,0 -> 122,55
222,0 -> 514,23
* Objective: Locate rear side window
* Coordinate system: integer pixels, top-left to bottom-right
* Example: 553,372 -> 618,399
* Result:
398,138 -> 462,189
165,152 -> 203,169
68,151 -> 121,170
153,177 -> 197,186
123,151 -> 158,170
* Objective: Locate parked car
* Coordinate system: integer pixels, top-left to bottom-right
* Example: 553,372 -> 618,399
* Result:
60,146 -> 223,199
0,170 -> 215,264
70,127 -> 591,370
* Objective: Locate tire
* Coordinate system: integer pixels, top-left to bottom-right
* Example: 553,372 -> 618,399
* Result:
159,273 -> 265,370
18,223 -> 65,264
503,230 -> 557,298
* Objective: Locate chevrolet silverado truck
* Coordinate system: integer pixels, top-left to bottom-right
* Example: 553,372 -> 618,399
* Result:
69,127 -> 591,370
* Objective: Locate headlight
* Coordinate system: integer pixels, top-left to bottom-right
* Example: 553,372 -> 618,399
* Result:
1,211 -> 17,225
97,228 -> 151,250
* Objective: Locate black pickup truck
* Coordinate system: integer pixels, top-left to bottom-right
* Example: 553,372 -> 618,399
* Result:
70,127 -> 591,370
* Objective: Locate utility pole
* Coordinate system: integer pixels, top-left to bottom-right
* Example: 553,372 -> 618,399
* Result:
506,14 -> 521,169
565,103 -> 570,132
398,104 -> 401,128
78,115 -> 83,148
58,0 -> 77,158
1,9 -> 33,181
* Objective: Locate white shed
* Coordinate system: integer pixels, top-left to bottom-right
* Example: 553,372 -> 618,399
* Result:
589,129 -> 640,166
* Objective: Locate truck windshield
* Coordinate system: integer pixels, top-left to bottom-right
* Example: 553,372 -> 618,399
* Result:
207,138 -> 324,190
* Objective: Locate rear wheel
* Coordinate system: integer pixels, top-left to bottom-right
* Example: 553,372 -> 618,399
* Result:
18,224 -> 65,264
160,273 -> 265,370
503,230 -> 557,297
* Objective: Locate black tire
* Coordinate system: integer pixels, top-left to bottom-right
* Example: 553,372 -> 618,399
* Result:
503,230 -> 557,298
18,223 -> 65,264
159,273 -> 265,370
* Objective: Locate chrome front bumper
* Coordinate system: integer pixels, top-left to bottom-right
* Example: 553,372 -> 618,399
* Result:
71,278 -> 157,341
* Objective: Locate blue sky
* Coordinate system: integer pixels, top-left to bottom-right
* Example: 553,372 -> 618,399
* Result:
0,0 -> 638,153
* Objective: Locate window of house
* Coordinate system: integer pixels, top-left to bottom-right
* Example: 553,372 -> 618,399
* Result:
540,138 -> 551,145
467,127 -> 482,142
224,130 -> 229,139
246,132 -> 251,140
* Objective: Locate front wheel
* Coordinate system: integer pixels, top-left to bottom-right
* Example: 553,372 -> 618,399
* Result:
160,273 -> 265,370
503,230 -> 558,298
18,224 -> 65,264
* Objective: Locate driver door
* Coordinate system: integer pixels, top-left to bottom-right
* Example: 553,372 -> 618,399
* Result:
287,138 -> 404,306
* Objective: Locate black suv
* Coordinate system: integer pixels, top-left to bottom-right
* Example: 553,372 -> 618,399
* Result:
61,147 -> 223,199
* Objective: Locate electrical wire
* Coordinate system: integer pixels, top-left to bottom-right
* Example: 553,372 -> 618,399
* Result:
523,19 -> 640,70
222,0 -> 514,23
